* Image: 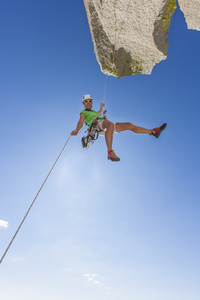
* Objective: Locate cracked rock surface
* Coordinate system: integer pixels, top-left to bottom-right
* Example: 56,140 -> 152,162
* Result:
83,0 -> 200,78
178,0 -> 200,30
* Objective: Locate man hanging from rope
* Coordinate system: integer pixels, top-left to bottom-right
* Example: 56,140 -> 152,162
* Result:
71,94 -> 167,161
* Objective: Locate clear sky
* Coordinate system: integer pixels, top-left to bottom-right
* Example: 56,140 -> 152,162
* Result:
0,1 -> 200,299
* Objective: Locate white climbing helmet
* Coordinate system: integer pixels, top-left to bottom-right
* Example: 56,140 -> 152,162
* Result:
82,94 -> 92,103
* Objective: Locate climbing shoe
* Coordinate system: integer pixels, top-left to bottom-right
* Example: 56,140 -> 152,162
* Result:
107,150 -> 120,162
151,123 -> 167,138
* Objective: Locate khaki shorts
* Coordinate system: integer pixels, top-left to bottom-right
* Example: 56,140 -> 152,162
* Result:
96,119 -> 119,136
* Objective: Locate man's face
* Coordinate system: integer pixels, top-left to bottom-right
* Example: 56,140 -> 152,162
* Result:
83,99 -> 92,109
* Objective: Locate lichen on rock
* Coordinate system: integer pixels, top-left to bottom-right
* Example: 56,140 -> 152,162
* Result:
83,0 -> 200,78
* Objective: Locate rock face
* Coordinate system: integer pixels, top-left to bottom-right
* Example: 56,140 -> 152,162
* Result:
83,0 -> 199,78
178,0 -> 200,30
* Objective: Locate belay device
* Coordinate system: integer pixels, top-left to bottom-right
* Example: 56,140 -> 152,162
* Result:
81,110 -> 107,149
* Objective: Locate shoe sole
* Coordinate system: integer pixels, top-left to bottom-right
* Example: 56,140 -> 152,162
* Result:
154,123 -> 167,138
108,157 -> 120,161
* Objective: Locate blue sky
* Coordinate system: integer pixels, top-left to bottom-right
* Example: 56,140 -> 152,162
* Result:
0,1 -> 200,299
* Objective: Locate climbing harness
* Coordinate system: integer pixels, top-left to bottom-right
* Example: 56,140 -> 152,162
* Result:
81,119 -> 101,149
81,110 -> 107,149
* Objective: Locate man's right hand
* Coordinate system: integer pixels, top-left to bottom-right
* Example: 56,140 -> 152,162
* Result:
71,130 -> 78,136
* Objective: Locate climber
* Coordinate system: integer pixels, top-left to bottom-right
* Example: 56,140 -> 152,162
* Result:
71,94 -> 167,162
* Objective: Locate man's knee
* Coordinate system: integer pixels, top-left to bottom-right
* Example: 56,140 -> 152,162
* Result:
108,122 -> 114,131
103,120 -> 114,130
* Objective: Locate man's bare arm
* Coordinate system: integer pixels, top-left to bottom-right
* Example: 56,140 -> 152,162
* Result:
71,113 -> 85,136
97,103 -> 105,116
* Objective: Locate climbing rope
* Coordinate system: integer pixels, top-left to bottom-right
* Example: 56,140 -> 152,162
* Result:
0,135 -> 72,264
103,75 -> 107,104
0,119 -> 103,265
0,77 -> 108,264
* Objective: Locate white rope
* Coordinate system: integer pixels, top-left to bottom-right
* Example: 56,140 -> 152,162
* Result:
0,78 -> 109,264
103,75 -> 107,104
0,119 -> 102,264
0,135 -> 71,264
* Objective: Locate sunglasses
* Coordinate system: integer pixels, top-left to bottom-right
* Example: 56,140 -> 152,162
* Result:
84,100 -> 92,103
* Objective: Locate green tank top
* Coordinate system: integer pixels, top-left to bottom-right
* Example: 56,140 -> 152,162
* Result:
80,110 -> 103,126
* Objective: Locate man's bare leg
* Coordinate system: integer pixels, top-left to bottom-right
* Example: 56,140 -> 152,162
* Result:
116,122 -> 154,134
102,120 -> 120,161
102,120 -> 114,151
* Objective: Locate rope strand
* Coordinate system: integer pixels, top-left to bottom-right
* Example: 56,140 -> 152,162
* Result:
1,79 -> 108,264
0,135 -> 71,264
103,75 -> 107,104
